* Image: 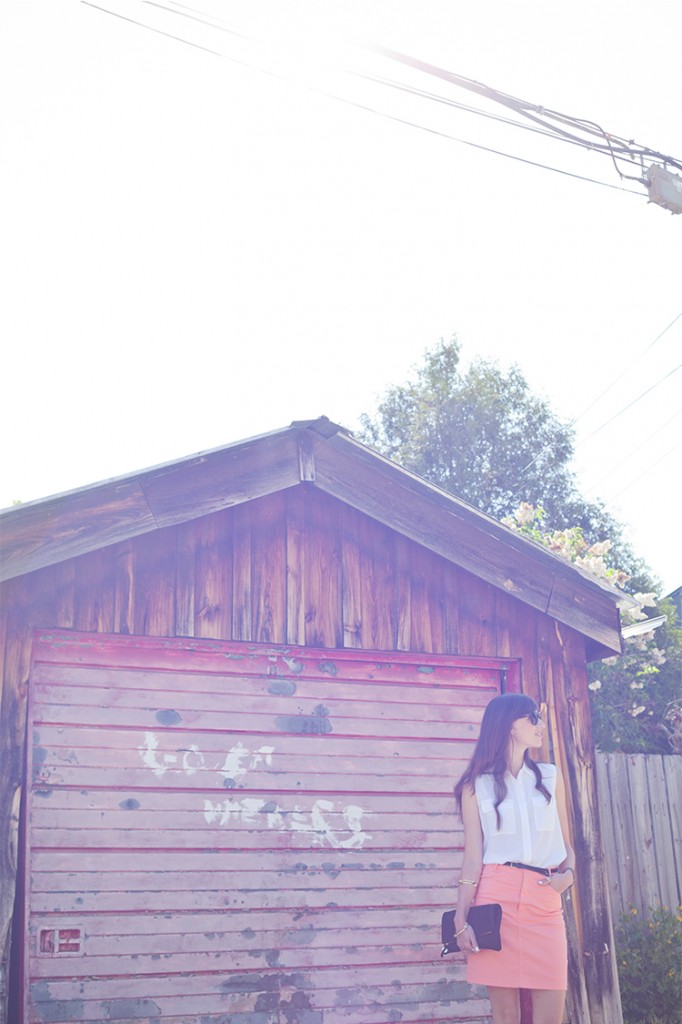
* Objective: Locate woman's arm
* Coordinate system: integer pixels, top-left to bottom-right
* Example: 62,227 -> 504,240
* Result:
455,784 -> 484,953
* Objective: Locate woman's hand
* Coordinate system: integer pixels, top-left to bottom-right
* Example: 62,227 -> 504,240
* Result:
538,869 -> 573,896
455,922 -> 480,955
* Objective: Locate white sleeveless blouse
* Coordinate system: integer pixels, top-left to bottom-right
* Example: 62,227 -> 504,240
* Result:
474,762 -> 567,868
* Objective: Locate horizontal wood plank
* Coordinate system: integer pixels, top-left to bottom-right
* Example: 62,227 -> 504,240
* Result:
31,725 -> 474,772
31,680 -> 489,726
32,703 -> 478,742
28,828 -> 459,853
30,628 -> 510,680
32,959 -> 470,998
32,661 -> 498,705
26,903 -> 448,937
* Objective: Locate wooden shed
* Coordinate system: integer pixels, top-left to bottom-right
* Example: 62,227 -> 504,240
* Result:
0,417 -> 633,1024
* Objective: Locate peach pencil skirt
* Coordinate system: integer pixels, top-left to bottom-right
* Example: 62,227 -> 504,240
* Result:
466,863 -> 568,991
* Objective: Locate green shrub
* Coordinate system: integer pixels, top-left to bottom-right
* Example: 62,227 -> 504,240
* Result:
615,905 -> 682,1024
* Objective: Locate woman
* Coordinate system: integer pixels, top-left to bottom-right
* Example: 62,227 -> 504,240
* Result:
453,693 -> 575,1024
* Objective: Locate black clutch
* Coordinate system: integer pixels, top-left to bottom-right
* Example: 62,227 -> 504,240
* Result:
441,903 -> 502,955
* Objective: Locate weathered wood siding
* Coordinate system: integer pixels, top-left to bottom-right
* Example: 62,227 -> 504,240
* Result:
596,752 -> 682,918
24,631 -> 506,1024
0,423 -> 626,662
0,485 -> 621,1024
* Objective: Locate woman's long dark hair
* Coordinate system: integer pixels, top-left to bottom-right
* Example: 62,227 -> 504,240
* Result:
454,693 -> 551,828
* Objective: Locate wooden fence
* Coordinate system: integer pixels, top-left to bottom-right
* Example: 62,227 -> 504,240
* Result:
595,752 -> 682,919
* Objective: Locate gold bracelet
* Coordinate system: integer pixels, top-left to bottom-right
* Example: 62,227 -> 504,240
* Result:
454,923 -> 469,938
457,878 -> 478,886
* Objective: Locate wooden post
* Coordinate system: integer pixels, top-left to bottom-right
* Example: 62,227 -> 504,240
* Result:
0,585 -> 32,1024
551,622 -> 623,1024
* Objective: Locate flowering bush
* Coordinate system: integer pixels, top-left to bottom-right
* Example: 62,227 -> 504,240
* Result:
503,504 -> 682,753
502,502 -> 630,587
615,906 -> 682,1024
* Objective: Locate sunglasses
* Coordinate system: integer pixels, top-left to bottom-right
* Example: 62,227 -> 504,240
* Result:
527,710 -> 543,725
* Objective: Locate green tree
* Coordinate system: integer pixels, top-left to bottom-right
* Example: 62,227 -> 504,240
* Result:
360,338 -> 681,751
359,336 -> 653,591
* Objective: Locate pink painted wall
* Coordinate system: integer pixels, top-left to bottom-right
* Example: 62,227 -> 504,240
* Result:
24,630 -> 507,1023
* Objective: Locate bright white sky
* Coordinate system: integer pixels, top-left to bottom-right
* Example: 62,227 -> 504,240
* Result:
1,1 -> 681,594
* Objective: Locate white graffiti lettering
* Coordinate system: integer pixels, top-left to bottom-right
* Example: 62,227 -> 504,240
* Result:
140,733 -> 370,849
182,744 -> 205,776
202,797 -> 370,849
139,733 -> 276,783
138,731 -> 178,777
218,741 -> 250,781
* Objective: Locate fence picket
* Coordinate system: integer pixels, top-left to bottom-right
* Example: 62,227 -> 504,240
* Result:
596,752 -> 681,918
646,755 -> 678,908
662,756 -> 682,902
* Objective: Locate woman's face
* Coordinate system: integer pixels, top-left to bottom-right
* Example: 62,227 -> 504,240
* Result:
510,709 -> 545,749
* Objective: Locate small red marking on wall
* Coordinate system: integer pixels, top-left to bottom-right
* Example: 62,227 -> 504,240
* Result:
38,928 -> 83,956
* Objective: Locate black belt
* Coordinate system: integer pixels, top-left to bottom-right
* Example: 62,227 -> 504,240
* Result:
503,861 -> 555,877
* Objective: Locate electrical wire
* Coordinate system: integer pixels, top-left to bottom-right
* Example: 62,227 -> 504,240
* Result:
81,1 -> 222,54
94,0 -> 682,188
143,2 -> 658,178
584,406 -> 682,489
372,45 -> 682,177
143,2 -> 652,175
576,361 -> 682,447
81,1 -> 647,198
519,311 -> 682,476
143,0 -> 247,37
164,0 -> 237,25
571,310 -> 682,427
602,443 -> 681,504
337,71 -> 647,172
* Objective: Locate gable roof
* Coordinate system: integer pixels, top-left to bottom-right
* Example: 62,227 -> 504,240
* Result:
0,416 -> 634,655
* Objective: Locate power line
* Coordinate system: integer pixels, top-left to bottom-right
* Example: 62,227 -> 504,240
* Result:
584,406 -> 682,489
158,3 -> 651,169
81,2 -> 647,198
602,443 -> 681,504
337,70 -> 646,173
576,361 -> 682,447
160,3 -> 677,181
371,45 -> 682,178
571,310 -> 682,427
519,312 -> 682,476
144,2 -> 655,178
143,0 -> 247,37
81,1 -> 222,54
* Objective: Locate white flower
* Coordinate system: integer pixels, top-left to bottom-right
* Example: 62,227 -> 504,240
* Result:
630,681 -> 644,689
588,680 -> 602,691
515,502 -> 536,526
629,705 -> 646,718
588,541 -> 611,557
575,554 -> 611,581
